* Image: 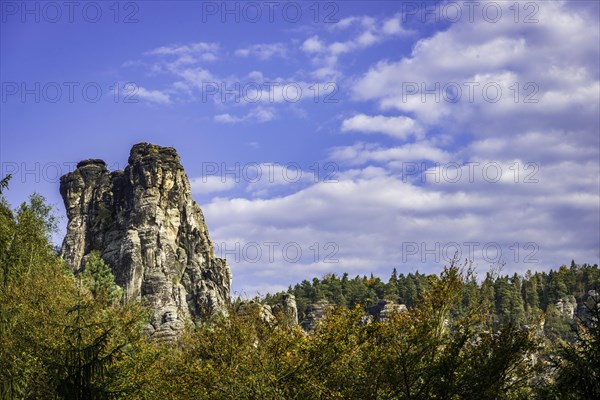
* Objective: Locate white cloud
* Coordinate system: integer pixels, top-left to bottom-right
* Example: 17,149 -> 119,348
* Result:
190,176 -> 237,194
382,17 -> 405,35
119,2 -> 598,297
300,14 -> 413,79
357,31 -> 378,47
146,42 -> 219,57
177,68 -> 215,89
234,43 -> 287,60
329,16 -> 376,31
301,35 -> 325,53
197,1 -> 600,295
135,86 -> 172,104
203,159 -> 599,295
329,142 -> 453,165
244,163 -> 315,197
214,107 -> 275,124
351,1 -> 599,137
341,114 -> 423,140
250,108 -> 275,122
214,113 -> 242,123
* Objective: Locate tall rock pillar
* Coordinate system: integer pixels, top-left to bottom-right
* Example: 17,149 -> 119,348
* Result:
60,143 -> 231,340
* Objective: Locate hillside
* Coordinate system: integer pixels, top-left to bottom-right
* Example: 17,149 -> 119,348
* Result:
265,262 -> 599,342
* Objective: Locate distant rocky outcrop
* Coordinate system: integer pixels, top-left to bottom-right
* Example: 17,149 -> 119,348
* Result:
298,299 -> 409,331
577,290 -> 599,324
237,300 -> 275,324
237,294 -> 299,327
272,293 -> 299,325
60,143 -> 231,340
555,295 -> 577,319
367,300 -> 407,322
300,299 -> 331,332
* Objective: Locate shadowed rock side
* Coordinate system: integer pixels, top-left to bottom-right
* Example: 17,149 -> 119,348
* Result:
300,299 -> 331,332
60,143 -> 231,340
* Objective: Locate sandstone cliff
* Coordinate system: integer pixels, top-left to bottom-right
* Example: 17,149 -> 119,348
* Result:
60,143 -> 231,340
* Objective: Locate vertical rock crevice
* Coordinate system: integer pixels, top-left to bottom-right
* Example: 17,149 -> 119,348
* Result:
60,143 -> 231,340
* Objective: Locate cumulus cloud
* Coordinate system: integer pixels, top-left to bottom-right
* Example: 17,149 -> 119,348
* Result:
341,114 -> 424,140
214,107 -> 275,124
190,176 -> 237,194
300,13 -> 414,79
329,142 -> 453,166
301,36 -> 325,53
234,43 -> 287,60
202,160 -> 599,295
134,86 -> 172,104
145,42 -> 219,59
351,1 -> 599,139
198,1 -> 599,295
243,163 -> 316,197
116,2 -> 599,296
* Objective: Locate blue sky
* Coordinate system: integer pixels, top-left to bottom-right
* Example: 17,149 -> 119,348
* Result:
1,0 -> 599,296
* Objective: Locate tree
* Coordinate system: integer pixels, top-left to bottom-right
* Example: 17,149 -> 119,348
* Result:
523,270 -> 540,315
0,195 -> 148,399
385,267 -> 399,299
543,293 -> 600,399
0,174 -> 11,195
55,283 -> 147,400
509,273 -> 526,325
81,251 -> 124,302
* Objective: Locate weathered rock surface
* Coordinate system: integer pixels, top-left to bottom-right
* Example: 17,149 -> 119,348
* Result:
555,295 -> 577,319
237,300 -> 275,324
272,293 -> 299,325
367,300 -> 407,322
60,143 -> 231,340
237,294 -> 299,327
300,299 -> 331,332
577,290 -> 599,324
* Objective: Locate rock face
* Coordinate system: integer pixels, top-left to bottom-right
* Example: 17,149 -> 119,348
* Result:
300,299 -> 330,332
237,294 -> 299,327
555,295 -> 577,319
60,143 -> 231,340
272,293 -> 299,325
577,290 -> 599,324
237,300 -> 275,324
367,300 -> 407,322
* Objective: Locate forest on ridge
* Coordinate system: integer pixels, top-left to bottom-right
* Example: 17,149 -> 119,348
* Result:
1,192 -> 598,399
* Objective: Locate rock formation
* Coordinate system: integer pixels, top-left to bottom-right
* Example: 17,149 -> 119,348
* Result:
300,299 -> 331,332
237,294 -> 298,327
367,300 -> 407,322
60,143 -> 231,340
577,290 -> 599,324
237,300 -> 275,324
271,293 -> 299,325
555,295 -> 577,319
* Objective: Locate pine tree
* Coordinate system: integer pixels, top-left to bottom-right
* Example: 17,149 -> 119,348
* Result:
509,273 -> 526,325
523,270 -> 540,316
385,267 -> 399,299
0,174 -> 11,195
